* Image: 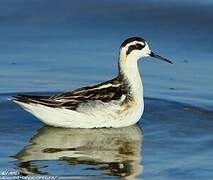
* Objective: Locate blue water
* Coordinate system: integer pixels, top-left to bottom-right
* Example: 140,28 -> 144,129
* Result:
0,0 -> 213,179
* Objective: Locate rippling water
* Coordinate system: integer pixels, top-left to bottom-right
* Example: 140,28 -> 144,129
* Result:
1,94 -> 213,179
0,0 -> 213,179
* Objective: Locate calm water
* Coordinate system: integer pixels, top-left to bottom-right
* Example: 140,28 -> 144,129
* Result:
0,0 -> 213,179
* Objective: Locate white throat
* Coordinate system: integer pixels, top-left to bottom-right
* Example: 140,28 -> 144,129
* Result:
119,52 -> 143,104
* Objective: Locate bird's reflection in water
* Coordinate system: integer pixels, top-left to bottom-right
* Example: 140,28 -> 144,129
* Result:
15,125 -> 143,179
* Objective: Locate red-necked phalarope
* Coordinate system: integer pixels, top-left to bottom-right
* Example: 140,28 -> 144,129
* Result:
13,37 -> 173,128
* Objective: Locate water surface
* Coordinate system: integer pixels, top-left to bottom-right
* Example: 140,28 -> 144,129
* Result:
0,0 -> 213,179
1,94 -> 213,179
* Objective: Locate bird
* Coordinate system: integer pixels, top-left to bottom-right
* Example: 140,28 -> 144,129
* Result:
13,37 -> 173,128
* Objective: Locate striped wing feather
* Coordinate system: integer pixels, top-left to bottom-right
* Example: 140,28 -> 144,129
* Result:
14,78 -> 128,110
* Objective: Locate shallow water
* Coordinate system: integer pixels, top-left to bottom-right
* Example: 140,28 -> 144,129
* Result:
0,0 -> 213,179
1,94 -> 213,179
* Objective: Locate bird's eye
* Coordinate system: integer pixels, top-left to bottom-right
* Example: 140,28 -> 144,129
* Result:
126,43 -> 145,55
136,43 -> 144,49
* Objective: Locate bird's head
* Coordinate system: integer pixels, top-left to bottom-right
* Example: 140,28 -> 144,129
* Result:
119,37 -> 173,64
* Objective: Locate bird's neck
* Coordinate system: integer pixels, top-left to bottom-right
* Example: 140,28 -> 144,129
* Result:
118,54 -> 143,103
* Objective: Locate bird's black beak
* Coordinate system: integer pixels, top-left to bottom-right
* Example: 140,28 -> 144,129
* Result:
149,52 -> 173,64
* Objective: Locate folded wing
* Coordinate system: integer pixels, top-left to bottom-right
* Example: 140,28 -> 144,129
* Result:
13,78 -> 128,111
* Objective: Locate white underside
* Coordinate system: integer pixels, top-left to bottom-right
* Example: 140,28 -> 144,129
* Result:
14,99 -> 144,128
